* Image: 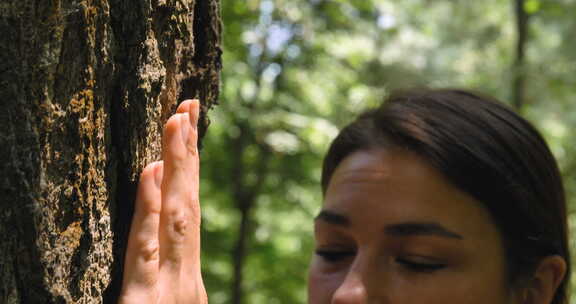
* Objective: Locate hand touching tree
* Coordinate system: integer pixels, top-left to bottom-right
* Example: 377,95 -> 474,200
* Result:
119,100 -> 207,304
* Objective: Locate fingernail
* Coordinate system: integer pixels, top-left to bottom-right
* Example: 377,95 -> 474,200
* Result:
180,113 -> 190,144
190,99 -> 199,129
154,162 -> 163,188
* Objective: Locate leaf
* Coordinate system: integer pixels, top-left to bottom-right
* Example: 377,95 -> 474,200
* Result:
524,0 -> 541,14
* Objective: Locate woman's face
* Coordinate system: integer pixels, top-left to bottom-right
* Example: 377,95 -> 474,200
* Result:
308,149 -> 520,304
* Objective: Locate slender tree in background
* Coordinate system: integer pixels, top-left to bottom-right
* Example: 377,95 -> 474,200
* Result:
513,0 -> 531,110
230,117 -> 272,304
0,0 -> 221,303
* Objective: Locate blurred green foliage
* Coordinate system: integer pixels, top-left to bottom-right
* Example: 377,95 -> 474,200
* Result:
200,0 -> 576,303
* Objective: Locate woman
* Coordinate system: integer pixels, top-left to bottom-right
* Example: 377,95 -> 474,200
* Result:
119,89 -> 570,303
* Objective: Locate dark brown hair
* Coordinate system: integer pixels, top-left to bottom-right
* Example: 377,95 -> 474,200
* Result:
321,89 -> 571,303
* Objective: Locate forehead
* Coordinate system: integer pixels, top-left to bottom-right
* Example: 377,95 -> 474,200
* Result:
326,149 -> 451,205
323,149 -> 500,240
327,149 -> 435,188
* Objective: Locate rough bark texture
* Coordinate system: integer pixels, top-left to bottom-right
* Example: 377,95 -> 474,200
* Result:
0,0 -> 221,303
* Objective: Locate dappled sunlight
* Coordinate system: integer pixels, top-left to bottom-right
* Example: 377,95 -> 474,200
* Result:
209,0 -> 576,303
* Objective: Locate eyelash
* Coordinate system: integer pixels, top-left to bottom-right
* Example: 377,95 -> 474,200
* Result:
395,258 -> 446,272
315,250 -> 446,272
315,250 -> 354,262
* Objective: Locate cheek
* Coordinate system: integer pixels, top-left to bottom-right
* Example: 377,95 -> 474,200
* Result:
363,274 -> 506,304
391,263 -> 513,304
308,259 -> 346,303
308,258 -> 513,304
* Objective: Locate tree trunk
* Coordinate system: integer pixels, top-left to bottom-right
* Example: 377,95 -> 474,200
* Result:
231,206 -> 251,304
229,118 -> 271,304
513,0 -> 530,111
0,0 -> 221,303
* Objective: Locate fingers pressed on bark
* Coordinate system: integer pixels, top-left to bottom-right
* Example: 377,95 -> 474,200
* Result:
179,99 -> 203,282
163,113 -> 187,162
187,100 -> 200,152
135,161 -> 163,215
122,161 -> 163,292
121,99 -> 206,304
159,110 -> 199,273
187,99 -> 200,128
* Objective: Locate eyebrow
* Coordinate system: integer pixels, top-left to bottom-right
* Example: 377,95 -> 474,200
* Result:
315,210 -> 351,226
315,210 -> 463,240
385,222 -> 463,239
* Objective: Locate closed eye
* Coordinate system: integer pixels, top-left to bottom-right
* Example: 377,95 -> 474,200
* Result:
315,250 -> 355,263
396,257 -> 446,273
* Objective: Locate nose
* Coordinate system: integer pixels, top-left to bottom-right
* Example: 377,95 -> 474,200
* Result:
331,270 -> 368,304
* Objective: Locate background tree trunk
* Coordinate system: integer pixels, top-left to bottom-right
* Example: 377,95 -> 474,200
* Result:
512,0 -> 530,111
0,0 -> 221,303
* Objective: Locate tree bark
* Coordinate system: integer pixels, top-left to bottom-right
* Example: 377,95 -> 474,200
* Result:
0,0 -> 221,303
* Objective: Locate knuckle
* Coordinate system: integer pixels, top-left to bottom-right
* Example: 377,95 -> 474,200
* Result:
171,150 -> 188,163
140,240 -> 160,263
135,190 -> 161,215
167,210 -> 190,241
138,197 -> 161,214
174,217 -> 189,235
133,238 -> 160,263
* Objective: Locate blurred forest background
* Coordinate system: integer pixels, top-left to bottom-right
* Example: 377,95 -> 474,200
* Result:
201,0 -> 576,303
